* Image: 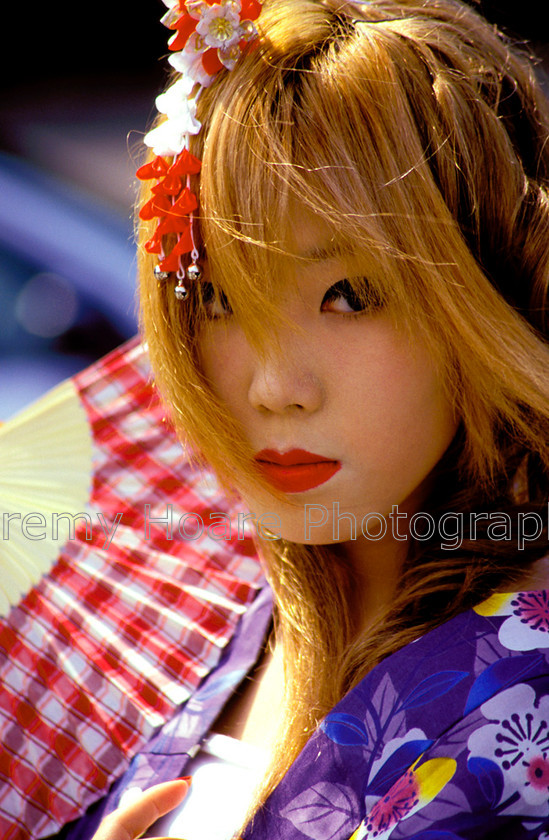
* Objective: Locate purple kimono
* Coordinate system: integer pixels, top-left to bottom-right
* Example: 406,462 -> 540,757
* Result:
57,587 -> 549,839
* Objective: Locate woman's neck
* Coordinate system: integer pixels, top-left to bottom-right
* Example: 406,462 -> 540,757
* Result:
332,533 -> 408,633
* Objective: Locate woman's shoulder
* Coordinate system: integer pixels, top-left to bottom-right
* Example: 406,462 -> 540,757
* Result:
398,553 -> 549,669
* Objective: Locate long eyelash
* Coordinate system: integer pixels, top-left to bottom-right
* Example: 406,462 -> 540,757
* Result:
322,278 -> 382,313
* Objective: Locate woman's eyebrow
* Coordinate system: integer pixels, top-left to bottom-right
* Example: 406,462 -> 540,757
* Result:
299,241 -> 351,261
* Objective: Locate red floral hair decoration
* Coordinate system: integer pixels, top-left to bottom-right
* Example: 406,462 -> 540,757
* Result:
137,0 -> 263,299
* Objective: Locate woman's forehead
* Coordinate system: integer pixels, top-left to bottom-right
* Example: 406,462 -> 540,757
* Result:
287,211 -> 346,259
279,203 -> 358,262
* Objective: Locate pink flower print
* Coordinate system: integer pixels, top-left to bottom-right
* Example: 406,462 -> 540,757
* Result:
350,758 -> 456,840
512,591 -> 549,633
364,768 -> 419,837
526,754 -> 549,794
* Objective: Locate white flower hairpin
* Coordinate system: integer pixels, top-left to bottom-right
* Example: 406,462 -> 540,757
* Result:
137,0 -> 263,299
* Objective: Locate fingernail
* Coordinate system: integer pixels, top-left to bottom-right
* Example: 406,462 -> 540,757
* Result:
178,775 -> 192,784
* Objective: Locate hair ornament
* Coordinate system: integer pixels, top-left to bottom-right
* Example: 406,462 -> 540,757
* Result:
137,0 -> 263,298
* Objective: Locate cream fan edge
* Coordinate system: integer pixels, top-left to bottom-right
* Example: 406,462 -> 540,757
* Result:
0,378 -> 93,617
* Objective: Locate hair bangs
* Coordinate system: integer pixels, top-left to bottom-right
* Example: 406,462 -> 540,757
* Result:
193,3 -> 486,347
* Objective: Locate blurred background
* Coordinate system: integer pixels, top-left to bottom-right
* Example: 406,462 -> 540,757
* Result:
0,1 -> 167,418
0,0 -> 547,419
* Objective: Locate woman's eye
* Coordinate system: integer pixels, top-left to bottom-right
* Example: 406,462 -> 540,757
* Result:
321,279 -> 370,313
201,283 -> 232,318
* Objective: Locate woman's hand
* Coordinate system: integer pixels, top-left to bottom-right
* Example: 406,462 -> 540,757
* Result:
91,778 -> 191,840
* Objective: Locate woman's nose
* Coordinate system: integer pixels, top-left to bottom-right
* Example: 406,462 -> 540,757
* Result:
247,346 -> 323,415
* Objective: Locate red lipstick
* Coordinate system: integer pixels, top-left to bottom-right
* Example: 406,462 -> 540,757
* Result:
255,449 -> 341,493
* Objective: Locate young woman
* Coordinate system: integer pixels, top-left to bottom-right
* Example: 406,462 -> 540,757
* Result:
85,0 -> 549,836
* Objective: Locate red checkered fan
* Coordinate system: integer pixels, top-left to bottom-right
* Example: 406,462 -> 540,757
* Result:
0,338 -> 263,840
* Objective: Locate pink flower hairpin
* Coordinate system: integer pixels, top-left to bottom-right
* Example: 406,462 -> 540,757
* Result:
137,0 -> 263,299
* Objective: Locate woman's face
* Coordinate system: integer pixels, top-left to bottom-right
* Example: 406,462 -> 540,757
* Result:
199,217 -> 458,550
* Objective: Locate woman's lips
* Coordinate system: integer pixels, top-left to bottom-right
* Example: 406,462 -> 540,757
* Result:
254,449 -> 341,493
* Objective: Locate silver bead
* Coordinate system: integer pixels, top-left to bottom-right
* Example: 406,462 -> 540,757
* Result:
240,19 -> 257,39
174,283 -> 189,301
186,263 -> 203,282
154,265 -> 170,282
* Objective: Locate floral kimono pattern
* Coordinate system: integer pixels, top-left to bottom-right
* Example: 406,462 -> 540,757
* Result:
244,589 -> 549,839
58,589 -> 549,839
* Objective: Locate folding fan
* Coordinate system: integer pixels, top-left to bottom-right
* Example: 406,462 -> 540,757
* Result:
0,338 -> 263,840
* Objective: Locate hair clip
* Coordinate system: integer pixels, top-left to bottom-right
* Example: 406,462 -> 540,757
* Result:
137,0 -> 263,299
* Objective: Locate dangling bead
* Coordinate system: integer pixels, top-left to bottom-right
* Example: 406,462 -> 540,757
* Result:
174,282 -> 189,300
154,264 -> 170,281
186,263 -> 203,282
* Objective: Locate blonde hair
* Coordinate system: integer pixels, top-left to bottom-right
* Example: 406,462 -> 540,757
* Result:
138,0 -> 549,815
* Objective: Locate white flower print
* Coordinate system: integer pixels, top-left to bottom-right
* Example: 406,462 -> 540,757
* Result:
468,683 -> 549,820
475,590 -> 549,652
